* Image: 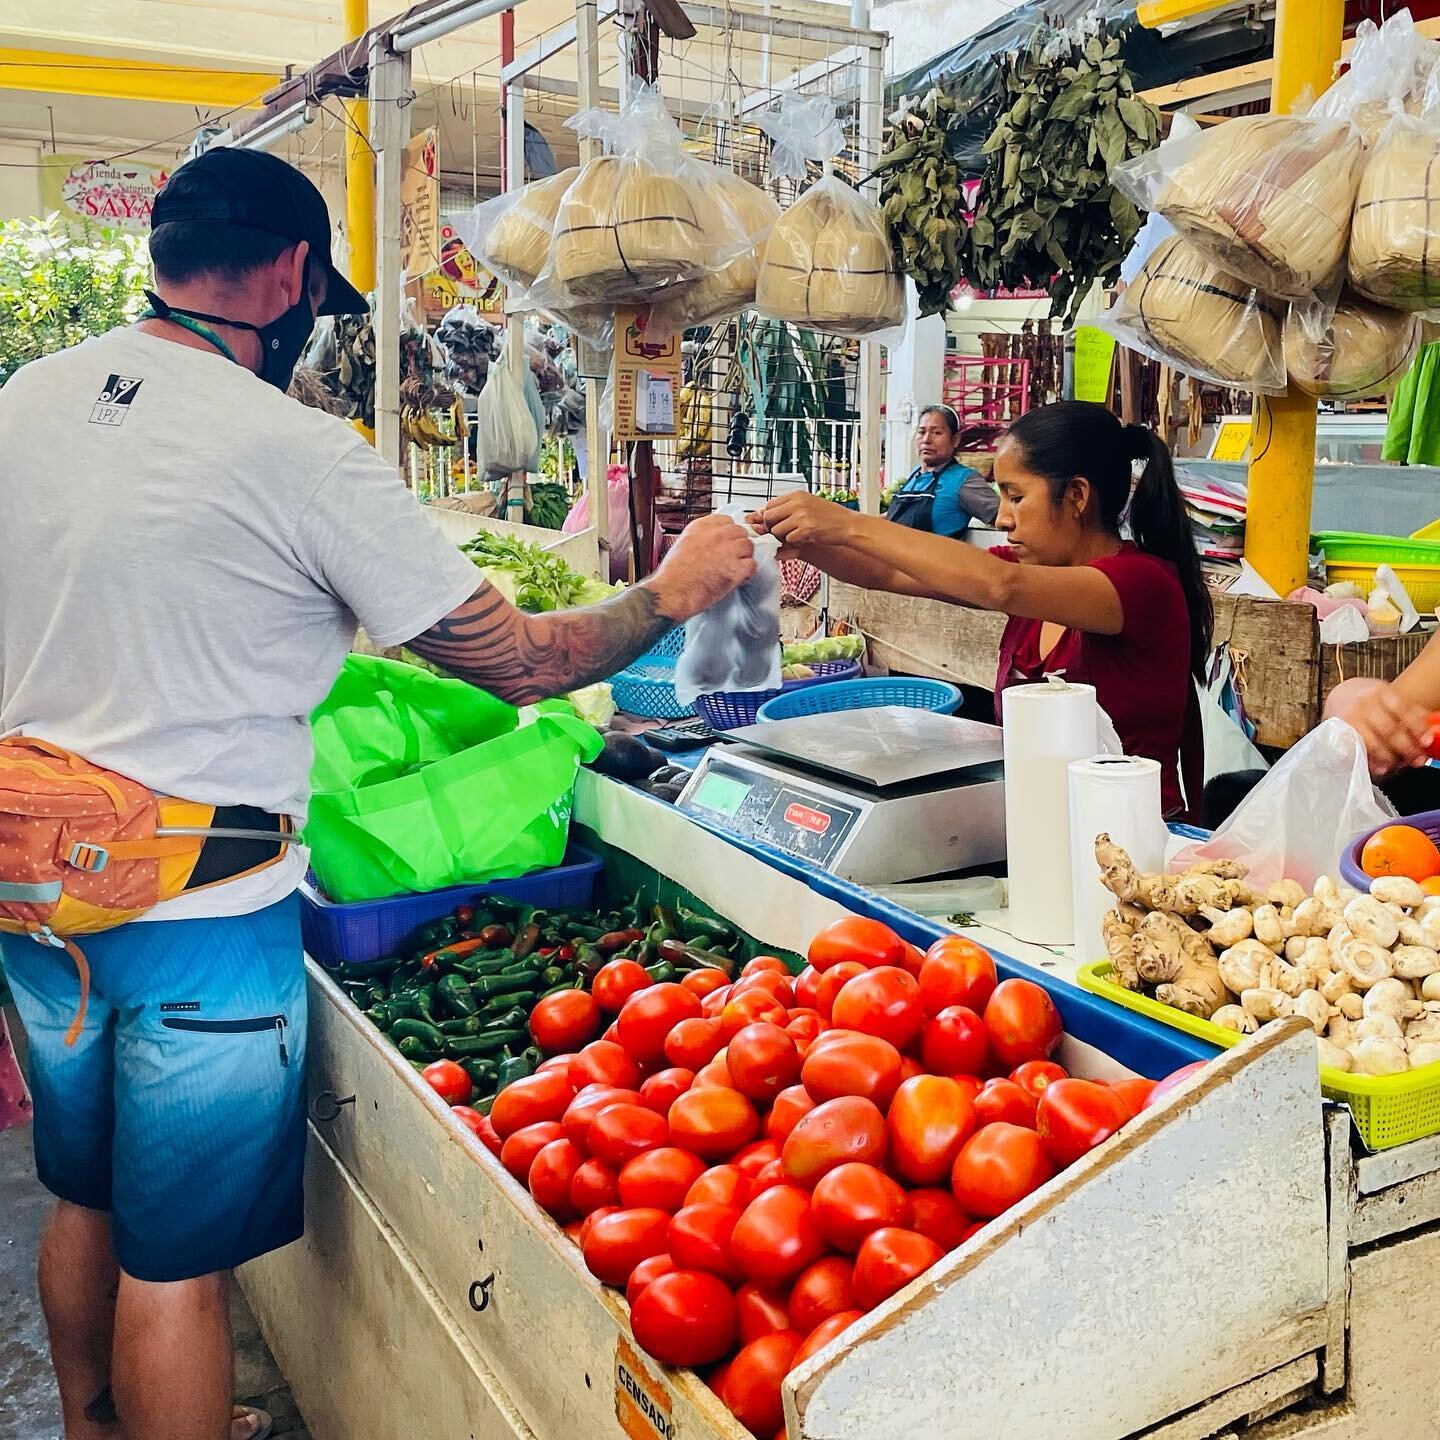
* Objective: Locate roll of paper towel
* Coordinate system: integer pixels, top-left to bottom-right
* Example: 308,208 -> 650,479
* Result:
1002,680 -> 1099,944
1069,756 -> 1166,964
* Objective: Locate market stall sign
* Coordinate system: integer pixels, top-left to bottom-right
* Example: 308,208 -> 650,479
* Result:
1072,327 -> 1117,404
41,156 -> 169,233
400,128 -> 440,280
613,308 -> 680,442
615,1337 -> 674,1440
1209,418 -> 1254,463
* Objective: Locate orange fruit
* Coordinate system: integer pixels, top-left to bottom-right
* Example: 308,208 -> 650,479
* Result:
1422,877 -> 1440,896
1361,825 -> 1440,882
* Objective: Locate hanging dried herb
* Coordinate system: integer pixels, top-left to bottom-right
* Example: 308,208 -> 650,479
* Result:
965,20 -> 1161,324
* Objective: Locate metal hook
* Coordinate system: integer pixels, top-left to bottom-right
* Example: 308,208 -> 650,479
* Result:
468,1273 -> 496,1312
311,1091 -> 355,1123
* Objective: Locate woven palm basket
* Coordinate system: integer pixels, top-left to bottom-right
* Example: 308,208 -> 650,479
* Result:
1285,293 -> 1422,399
481,169 -> 579,290
1350,117 -> 1440,313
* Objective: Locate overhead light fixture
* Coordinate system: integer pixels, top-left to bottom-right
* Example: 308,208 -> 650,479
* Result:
232,104 -> 314,153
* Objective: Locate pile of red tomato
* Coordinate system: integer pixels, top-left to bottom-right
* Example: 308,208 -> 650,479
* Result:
424,914 -> 1184,1440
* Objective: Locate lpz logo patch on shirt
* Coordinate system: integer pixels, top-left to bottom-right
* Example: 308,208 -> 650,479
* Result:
90,374 -> 144,427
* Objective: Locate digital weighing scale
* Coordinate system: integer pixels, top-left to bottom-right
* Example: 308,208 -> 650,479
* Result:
674,706 -> 1007,884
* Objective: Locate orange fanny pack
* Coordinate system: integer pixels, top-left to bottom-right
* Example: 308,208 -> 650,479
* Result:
0,737 -> 291,1041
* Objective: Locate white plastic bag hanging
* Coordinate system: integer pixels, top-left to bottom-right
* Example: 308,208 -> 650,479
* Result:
473,333 -> 539,478
673,503 -> 781,704
1171,718 -> 1396,887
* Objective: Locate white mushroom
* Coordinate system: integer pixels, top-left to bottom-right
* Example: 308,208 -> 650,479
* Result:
1292,990 -> 1331,1034
1337,938 -> 1394,991
1392,944 -> 1440,980
1337,992 -> 1366,1020
1316,1036 -> 1355,1072
1371,875 -> 1427,909
1210,1004 -> 1257,1034
1407,1039 -> 1440,1069
1355,1014 -> 1405,1041
1292,895 -> 1339,939
1419,896 -> 1440,924
1356,1037 -> 1410,1075
1284,936 -> 1312,963
1200,905 -> 1254,949
1317,875 -> 1360,909
1241,987 -> 1293,1024
1320,968 -> 1355,1005
1252,903 -> 1287,952
1405,1004 -> 1440,1042
1266,879 -> 1308,910
1344,896 -> 1401,949
1363,977 -> 1423,1023
1217,940 -> 1277,995
1423,973 -> 1440,1003
1328,1015 -> 1359,1048
1273,960 -> 1319,998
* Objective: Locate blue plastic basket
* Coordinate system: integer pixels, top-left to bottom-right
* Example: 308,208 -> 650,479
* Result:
694,659 -> 863,731
756,676 -> 963,723
299,845 -> 604,967
609,627 -> 694,719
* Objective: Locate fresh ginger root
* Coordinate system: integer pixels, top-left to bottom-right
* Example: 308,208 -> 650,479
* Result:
1102,908 -> 1144,990
1139,911 -> 1230,1017
1180,857 -> 1250,882
1135,910 -> 1185,986
1096,834 -> 1178,911
1095,835 -> 1255,916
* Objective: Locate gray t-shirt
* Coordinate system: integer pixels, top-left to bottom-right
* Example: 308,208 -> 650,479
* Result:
0,327 -> 481,918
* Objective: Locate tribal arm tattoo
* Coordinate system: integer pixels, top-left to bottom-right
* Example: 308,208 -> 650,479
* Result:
407,583 -> 673,705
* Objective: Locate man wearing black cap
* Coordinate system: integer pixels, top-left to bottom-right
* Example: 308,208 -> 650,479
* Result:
0,148 -> 753,1440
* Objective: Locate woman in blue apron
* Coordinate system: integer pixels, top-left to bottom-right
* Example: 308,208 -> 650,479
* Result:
887,404 -> 1000,535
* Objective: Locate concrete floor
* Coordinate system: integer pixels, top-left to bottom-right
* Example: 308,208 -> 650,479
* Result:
0,1007 -> 309,1440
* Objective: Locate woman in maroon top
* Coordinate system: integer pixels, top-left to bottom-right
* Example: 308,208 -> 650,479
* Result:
756,401 -> 1213,818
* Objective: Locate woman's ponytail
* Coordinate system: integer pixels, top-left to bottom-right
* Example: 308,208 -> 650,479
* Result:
1124,424 -> 1214,681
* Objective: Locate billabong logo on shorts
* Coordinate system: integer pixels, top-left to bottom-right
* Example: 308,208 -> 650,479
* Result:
90,374 -> 144,427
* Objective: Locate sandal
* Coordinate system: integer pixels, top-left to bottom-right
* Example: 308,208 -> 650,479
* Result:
234,1406 -> 274,1440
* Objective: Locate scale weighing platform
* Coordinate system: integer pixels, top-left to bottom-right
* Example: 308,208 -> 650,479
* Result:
674,706 -> 1006,884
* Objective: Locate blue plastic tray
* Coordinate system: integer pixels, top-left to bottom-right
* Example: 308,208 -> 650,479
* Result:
300,846 -> 604,967
609,628 -> 693,719
756,676 -> 962,723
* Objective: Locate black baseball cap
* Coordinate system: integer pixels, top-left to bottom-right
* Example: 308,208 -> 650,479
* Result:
151,147 -> 368,316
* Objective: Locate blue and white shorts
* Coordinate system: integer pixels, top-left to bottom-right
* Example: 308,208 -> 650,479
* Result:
1,895 -> 306,1282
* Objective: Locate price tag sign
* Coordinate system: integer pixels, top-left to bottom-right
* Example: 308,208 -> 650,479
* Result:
1209,418 -> 1253,463
613,308 -> 681,441
640,372 -> 675,433
1072,326 -> 1116,403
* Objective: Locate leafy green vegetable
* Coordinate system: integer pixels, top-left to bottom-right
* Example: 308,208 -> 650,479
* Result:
461,532 -> 620,613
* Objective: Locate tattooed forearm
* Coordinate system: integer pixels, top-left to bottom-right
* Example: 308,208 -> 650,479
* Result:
408,583 -> 672,704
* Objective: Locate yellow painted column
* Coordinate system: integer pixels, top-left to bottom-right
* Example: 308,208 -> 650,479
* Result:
344,0 -> 376,441
1242,0 -> 1344,594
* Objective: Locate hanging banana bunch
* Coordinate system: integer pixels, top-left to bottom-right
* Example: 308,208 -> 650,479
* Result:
676,383 -> 713,460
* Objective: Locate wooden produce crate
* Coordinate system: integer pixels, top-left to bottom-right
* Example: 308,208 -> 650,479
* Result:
243,778 -> 1333,1440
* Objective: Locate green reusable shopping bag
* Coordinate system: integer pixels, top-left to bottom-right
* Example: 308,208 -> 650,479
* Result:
305,655 -> 603,903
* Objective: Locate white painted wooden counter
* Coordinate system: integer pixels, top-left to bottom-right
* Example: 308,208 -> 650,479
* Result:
237,777 -> 1352,1440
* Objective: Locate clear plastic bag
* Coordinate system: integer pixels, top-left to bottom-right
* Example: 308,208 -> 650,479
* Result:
1313,10 -> 1440,147
562,463 -> 632,581
1171,718 -> 1395,888
474,335 -> 540,478
1098,234 -> 1288,393
1285,290 -> 1421,399
458,169 -> 579,299
753,93 -> 905,341
673,503 -> 781,704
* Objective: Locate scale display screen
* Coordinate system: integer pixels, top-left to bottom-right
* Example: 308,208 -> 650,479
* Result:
692,771 -> 751,818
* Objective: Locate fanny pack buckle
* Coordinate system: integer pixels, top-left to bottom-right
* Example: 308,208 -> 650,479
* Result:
67,843 -> 110,874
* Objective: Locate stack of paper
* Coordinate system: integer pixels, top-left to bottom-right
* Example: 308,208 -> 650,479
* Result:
1181,473 -> 1247,564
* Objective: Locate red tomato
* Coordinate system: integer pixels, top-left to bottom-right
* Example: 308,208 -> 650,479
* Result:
588,1102 -> 669,1170
1110,1077 -> 1157,1117
886,1075 -> 976,1185
693,1053 -> 735,1090
831,966 -> 924,1051
781,1095 -> 887,1188
668,1085 -> 761,1159
789,1310 -> 864,1371
787,1255 -> 856,1334
852,1228 -> 944,1309
973,1077 -> 1037,1129
767,1085 -> 817,1145
808,916 -> 907,973
592,959 -> 652,1014
536,1054 -> 576,1076
578,1204 -> 620,1249
421,1059 -> 471,1106
920,1006 -> 989,1078
570,1157 -> 621,1214
681,967 -> 732,999
950,1074 -> 984,1105
811,1162 -> 910,1253
701,985 -> 733,1019
727,1023 -> 801,1102
958,1219 -> 988,1244
450,1105 -> 500,1155
784,1011 -> 823,1056
686,1164 -> 752,1209
528,990 -> 602,1054
793,966 -> 822,1010
951,1122 -> 1055,1218
899,940 -> 927,978
602,1022 -> 621,1045
907,1188 -> 971,1251
733,1138 -> 782,1179
733,970 -> 796,1009
528,1138 -> 583,1221
569,1041 -> 642,1093
801,1033 -> 903,1108
743,956 -> 792,978
917,938 -> 998,1018
630,1270 -> 736,1369
751,1158 -> 787,1193
640,1068 -> 695,1115
500,1121 -> 565,1181
582,1206 -> 673,1287
814,961 -> 868,1020
625,1252 -> 677,1307
735,1282 -> 793,1344
618,1146 -> 707,1212
1035,1078 -> 1130,1168
719,1331 -> 804,1438
722,989 -> 789,1039
983,979 -> 1062,1068
665,1016 -> 725,1070
1011,1060 -> 1068,1100
618,984 -> 703,1067
1145,1061 -> 1208,1109
562,1085 -> 641,1151
731,1184 -> 827,1285
668,1202 -> 743,1281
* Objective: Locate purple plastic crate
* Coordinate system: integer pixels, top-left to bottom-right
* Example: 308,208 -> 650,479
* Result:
1341,809 -> 1440,892
694,659 -> 862,731
300,846 -> 604,968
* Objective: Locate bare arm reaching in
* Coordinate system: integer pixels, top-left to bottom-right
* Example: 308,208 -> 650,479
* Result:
407,512 -> 756,704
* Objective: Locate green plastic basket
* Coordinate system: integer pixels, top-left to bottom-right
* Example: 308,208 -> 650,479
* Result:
1312,530 -> 1440,566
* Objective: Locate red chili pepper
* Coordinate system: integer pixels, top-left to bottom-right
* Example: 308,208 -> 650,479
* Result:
417,936 -> 489,969
456,904 -> 476,927
558,944 -> 576,962
538,947 -> 558,958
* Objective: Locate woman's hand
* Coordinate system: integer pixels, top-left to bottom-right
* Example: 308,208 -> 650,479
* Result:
755,492 -> 861,548
1324,676 -> 1436,777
